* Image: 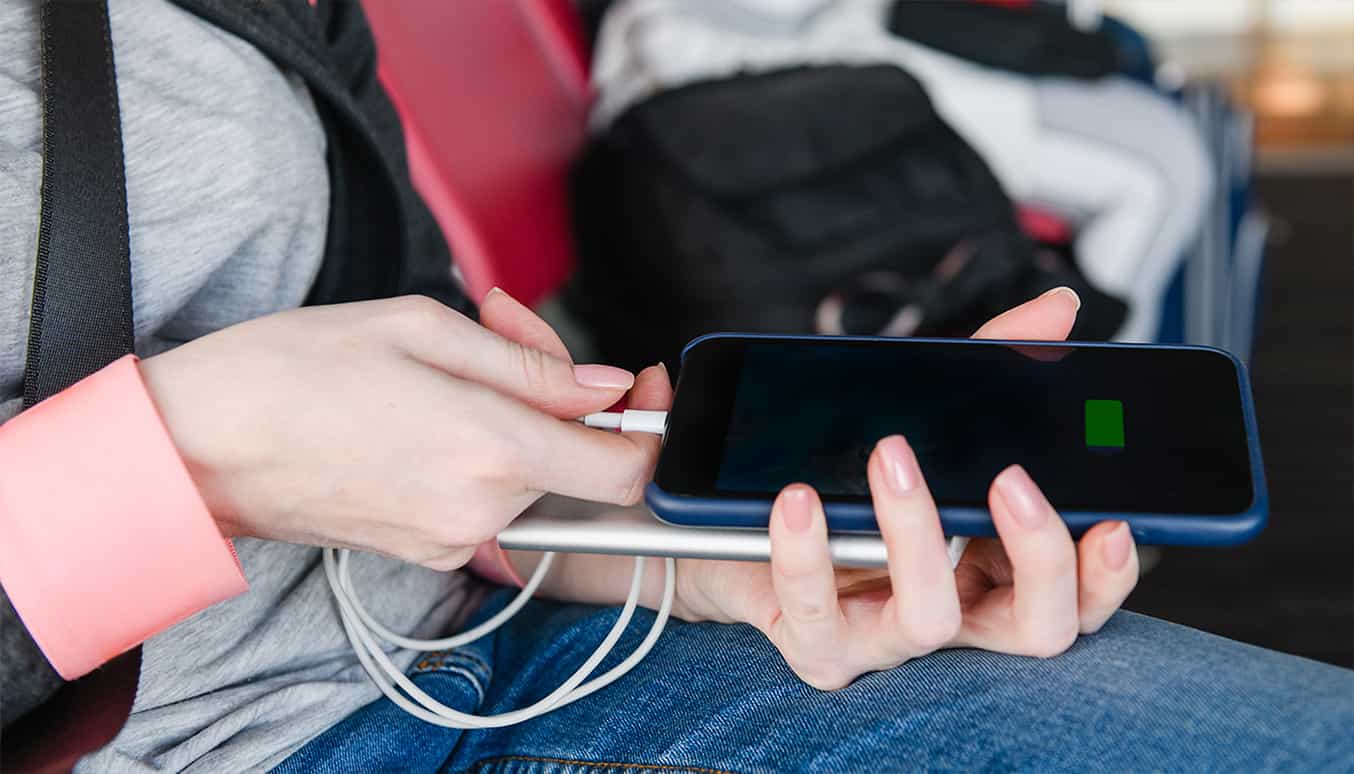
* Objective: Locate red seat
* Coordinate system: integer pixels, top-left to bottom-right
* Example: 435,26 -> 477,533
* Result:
361,0 -> 594,306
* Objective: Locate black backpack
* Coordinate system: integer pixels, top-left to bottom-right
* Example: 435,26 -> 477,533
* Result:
887,0 -> 1121,79
566,65 -> 1124,372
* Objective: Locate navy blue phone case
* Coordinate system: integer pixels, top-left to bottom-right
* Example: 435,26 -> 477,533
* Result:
645,334 -> 1268,547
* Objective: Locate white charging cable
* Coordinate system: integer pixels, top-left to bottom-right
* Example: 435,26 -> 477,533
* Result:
322,411 -> 673,729
325,409 -> 966,728
324,549 -> 675,728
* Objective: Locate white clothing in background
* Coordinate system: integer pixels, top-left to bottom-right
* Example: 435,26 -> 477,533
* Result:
590,0 -> 1213,341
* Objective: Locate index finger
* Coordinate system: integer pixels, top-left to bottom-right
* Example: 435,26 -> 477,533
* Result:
514,363 -> 672,505
388,295 -> 633,419
478,287 -> 574,363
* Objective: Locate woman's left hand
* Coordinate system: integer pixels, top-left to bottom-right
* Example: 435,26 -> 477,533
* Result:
662,289 -> 1140,689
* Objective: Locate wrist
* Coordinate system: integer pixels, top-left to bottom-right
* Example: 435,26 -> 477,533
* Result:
136,353 -> 245,538
669,560 -> 717,622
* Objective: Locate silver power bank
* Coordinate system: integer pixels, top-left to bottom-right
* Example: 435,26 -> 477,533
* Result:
497,495 -> 890,568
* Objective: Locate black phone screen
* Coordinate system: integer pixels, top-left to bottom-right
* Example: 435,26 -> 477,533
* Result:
654,337 -> 1255,515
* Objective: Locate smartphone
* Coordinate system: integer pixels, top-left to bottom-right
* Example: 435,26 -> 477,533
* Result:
646,334 -> 1267,546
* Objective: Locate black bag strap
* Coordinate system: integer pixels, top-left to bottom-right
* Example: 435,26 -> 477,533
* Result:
23,0 -> 134,408
3,3 -> 142,768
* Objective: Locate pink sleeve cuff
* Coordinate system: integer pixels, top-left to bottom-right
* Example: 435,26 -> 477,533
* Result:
468,539 -> 525,588
0,355 -> 248,680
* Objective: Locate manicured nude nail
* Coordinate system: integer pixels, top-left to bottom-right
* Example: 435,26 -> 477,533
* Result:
877,435 -> 921,495
781,486 -> 814,533
1040,286 -> 1081,311
1103,521 -> 1132,571
573,364 -> 634,390
995,465 -> 1049,529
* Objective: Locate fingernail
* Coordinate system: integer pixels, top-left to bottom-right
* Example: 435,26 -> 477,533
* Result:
877,435 -> 920,495
781,486 -> 814,533
573,364 -> 634,390
485,286 -> 506,301
1102,521 -> 1133,571
1040,286 -> 1081,311
656,361 -> 668,375
995,465 -> 1049,529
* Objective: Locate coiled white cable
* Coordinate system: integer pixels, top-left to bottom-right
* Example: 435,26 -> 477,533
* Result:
325,409 -> 965,728
324,548 -> 674,729
323,410 -> 674,728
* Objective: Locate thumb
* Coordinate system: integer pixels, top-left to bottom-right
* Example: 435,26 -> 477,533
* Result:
972,286 -> 1080,342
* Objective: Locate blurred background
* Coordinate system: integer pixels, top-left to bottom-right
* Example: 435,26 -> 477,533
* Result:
364,0 -> 1353,666
1100,0 -> 1354,668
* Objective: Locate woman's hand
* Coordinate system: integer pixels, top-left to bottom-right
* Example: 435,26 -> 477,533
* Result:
667,289 -> 1141,688
138,291 -> 659,571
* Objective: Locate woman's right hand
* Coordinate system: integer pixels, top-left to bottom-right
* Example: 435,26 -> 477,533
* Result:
138,292 -> 656,571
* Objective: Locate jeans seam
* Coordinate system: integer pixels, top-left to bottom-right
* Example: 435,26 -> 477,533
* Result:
453,648 -> 492,674
436,665 -> 486,704
466,755 -> 737,774
409,651 -> 492,703
413,650 -> 490,676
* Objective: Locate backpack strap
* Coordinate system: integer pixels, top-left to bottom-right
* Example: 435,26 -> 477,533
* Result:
4,2 -> 142,769
23,0 -> 135,407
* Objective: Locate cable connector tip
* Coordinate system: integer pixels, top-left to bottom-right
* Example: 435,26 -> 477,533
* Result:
582,410 -> 668,435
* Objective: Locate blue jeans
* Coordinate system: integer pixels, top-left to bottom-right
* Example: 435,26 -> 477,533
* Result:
278,590 -> 1354,772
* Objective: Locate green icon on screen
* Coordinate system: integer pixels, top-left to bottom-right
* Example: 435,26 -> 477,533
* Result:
1085,399 -> 1125,450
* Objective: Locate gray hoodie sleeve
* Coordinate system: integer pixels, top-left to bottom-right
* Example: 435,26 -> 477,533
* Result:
1,585 -> 64,728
